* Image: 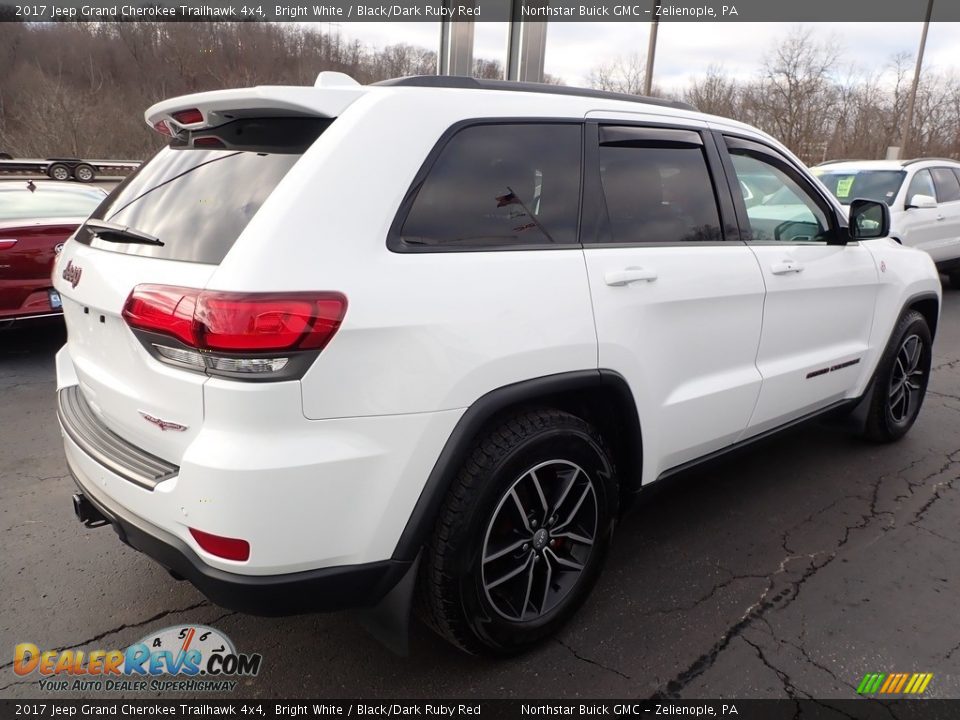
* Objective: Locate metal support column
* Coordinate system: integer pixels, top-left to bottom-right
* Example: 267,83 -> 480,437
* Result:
506,0 -> 548,83
438,1 -> 476,76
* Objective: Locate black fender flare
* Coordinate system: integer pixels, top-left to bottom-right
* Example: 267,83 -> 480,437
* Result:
390,369 -> 642,562
849,290 -> 940,426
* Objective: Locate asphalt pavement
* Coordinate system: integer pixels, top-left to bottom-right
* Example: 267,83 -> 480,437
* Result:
1,281 -> 958,701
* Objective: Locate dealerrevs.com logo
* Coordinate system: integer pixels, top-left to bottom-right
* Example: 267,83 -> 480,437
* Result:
14,625 -> 262,693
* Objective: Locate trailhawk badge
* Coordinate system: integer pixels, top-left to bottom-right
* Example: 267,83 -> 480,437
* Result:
139,411 -> 188,432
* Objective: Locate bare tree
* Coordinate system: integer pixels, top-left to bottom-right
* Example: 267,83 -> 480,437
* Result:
587,53 -> 654,96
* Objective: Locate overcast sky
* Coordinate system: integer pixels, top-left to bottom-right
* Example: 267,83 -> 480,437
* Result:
329,21 -> 960,89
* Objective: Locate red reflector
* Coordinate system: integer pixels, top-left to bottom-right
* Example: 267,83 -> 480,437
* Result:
122,285 -> 347,353
193,137 -> 224,148
153,120 -> 171,136
172,108 -> 203,125
189,528 -> 250,561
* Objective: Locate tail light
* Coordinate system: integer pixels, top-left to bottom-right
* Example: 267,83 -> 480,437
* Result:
122,284 -> 346,381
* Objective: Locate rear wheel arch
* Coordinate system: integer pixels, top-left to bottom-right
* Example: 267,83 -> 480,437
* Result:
391,370 -> 643,563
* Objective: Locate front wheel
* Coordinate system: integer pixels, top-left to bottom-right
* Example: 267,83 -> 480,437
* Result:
863,310 -> 932,443
418,409 -> 618,655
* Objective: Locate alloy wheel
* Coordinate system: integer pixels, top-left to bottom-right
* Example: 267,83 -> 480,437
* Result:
481,459 -> 598,622
888,333 -> 926,424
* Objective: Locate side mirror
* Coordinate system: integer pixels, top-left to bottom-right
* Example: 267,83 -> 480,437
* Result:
906,194 -> 937,210
848,199 -> 890,240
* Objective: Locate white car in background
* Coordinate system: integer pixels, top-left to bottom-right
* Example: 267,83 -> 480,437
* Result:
813,158 -> 960,286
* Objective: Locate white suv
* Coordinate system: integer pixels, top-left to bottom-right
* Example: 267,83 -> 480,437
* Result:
812,158 -> 960,286
54,73 -> 942,655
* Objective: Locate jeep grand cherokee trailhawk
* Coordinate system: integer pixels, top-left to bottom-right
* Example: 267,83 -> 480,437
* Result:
54,73 -> 941,655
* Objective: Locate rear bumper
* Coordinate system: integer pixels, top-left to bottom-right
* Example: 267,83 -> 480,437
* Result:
68,459 -> 412,615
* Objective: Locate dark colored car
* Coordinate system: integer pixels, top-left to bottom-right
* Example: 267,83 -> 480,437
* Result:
0,181 -> 106,328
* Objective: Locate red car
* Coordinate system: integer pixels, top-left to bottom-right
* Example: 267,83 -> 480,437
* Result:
0,181 -> 107,328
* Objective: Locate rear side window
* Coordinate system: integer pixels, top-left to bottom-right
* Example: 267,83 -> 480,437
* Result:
397,123 -> 582,249
931,167 -> 960,203
597,128 -> 722,244
76,117 -> 331,264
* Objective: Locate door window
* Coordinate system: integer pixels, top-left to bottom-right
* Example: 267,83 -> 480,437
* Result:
930,167 -> 960,203
597,128 -> 722,244
726,143 -> 831,243
906,169 -> 936,203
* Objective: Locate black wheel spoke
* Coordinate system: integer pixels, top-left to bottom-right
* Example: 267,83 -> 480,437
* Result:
554,483 -> 593,532
483,537 -> 529,564
545,546 -> 584,571
905,336 -> 921,371
509,489 -> 533,533
552,530 -> 594,547
529,470 -> 549,520
521,556 -> 536,618
540,552 -> 554,614
485,552 -> 533,591
550,467 -> 580,519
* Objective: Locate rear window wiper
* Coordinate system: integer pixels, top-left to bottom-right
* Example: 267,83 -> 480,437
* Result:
85,219 -> 164,246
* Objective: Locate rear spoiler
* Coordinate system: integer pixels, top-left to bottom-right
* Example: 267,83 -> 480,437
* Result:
144,72 -> 367,137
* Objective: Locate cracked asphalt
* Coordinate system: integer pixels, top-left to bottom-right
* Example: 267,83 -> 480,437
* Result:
1,282 -> 958,701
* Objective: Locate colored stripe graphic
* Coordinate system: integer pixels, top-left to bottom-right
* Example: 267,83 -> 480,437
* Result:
858,672 -> 933,694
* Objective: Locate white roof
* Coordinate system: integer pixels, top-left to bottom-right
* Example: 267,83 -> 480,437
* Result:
816,159 -> 960,172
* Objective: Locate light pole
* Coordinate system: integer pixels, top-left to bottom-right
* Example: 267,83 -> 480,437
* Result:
898,0 -> 934,159
643,0 -> 661,96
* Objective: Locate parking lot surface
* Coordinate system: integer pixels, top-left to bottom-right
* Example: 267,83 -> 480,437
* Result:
1,282 -> 958,700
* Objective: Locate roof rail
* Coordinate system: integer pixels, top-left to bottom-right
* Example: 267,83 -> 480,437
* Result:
814,159 -> 858,166
373,75 -> 698,112
901,157 -> 960,166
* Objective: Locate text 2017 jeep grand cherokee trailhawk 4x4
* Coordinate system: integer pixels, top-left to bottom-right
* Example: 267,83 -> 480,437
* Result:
54,73 -> 942,655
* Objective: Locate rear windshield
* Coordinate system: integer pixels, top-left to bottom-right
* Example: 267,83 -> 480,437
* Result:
812,169 -> 906,207
0,185 -> 104,221
76,117 -> 331,264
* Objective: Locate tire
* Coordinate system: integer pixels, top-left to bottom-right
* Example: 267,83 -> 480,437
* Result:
73,163 -> 95,182
863,310 -> 932,443
47,163 -> 70,181
418,409 -> 618,655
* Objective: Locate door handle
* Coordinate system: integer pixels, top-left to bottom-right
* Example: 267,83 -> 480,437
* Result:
0,239 -> 16,249
604,266 -> 658,286
771,260 -> 804,275
936,214 -> 945,221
